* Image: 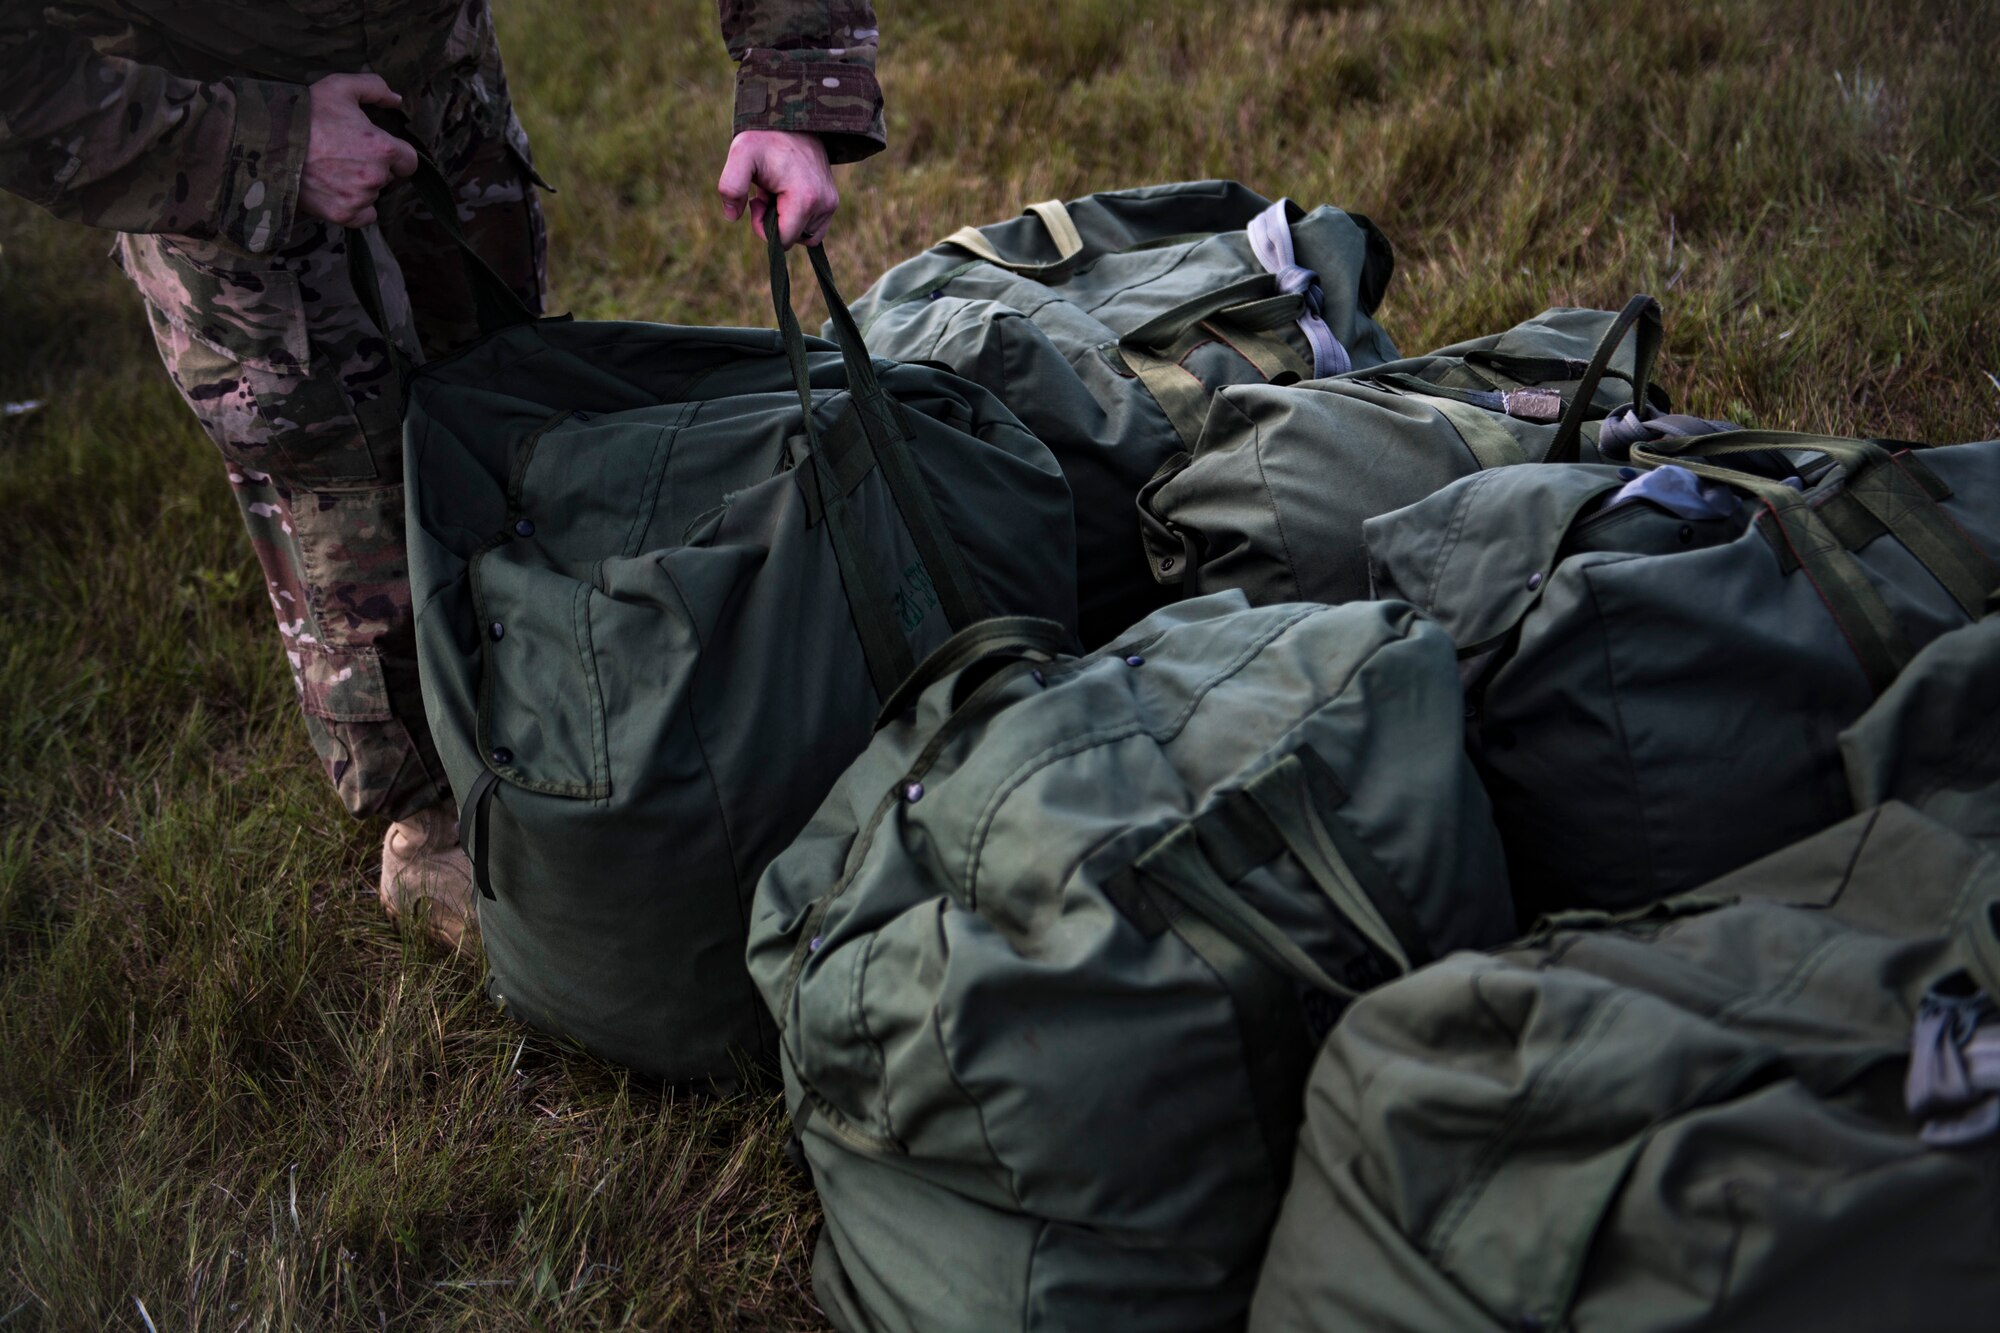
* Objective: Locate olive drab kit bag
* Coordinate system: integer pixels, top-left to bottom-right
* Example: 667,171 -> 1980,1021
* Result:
844,181 -> 1400,646
403,223 -> 1078,1084
1843,602 -> 2000,848
1140,294 -> 1686,608
1366,429 -> 2000,916
1248,801 -> 2000,1333
747,593 -> 1516,1333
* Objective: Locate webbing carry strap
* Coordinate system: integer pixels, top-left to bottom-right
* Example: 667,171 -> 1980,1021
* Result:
1119,275 -> 1317,448
1131,750 -> 1424,1002
872,615 -> 1068,730
345,123 -> 537,373
1389,383 -> 1531,471
939,198 -> 1086,276
769,228 -> 917,699
1128,750 -> 1419,1184
768,226 -> 993,700
808,243 -> 989,632
1544,294 -> 1663,464
1627,430 -> 2000,692
1121,340 -> 1218,448
1634,431 -> 1999,608
459,767 -> 501,901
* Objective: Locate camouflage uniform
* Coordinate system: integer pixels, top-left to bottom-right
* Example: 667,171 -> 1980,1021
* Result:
1,0 -> 885,822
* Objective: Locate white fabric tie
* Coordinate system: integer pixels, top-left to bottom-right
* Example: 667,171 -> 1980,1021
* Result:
1246,199 -> 1351,378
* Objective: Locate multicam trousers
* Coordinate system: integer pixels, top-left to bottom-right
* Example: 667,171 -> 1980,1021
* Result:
119,106 -> 547,823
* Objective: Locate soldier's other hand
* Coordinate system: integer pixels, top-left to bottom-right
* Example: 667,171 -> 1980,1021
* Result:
718,130 -> 839,249
299,73 -> 421,229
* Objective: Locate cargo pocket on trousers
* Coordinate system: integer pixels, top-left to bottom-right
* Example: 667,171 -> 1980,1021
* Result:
294,644 -> 396,724
291,485 -> 413,648
120,232 -> 383,484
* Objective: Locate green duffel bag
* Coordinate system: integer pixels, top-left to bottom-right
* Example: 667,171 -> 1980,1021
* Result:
1138,295 -> 1678,607
1366,429 -> 2000,915
746,592 -> 1516,1333
1248,801 -> 2000,1333
405,230 -> 1078,1084
845,181 -> 1399,646
1843,601 -> 2000,847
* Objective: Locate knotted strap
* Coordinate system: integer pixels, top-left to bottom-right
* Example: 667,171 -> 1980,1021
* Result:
1246,200 -> 1351,378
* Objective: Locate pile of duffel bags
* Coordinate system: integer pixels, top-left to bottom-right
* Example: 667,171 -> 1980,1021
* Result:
401,181 -> 2000,1329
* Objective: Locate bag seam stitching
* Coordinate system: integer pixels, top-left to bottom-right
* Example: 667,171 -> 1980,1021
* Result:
960,604 -> 1321,908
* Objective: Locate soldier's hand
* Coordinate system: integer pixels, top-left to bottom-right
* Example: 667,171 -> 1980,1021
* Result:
718,130 -> 839,249
299,73 -> 421,229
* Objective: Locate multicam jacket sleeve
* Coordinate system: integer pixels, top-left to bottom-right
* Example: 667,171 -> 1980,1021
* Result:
0,3 -> 307,252
719,0 -> 884,163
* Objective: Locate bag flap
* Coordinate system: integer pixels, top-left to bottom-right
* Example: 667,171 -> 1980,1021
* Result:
1364,466 -> 1625,653
469,547 -> 610,799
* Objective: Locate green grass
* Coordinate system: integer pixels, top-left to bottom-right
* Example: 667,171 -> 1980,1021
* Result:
2,0 -> 1997,1326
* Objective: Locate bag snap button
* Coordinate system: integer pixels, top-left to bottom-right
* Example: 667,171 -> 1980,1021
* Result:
1125,655 -> 1145,667
488,621 -> 505,641
1526,572 -> 1544,591
903,782 -> 924,803
514,518 -> 536,538
491,747 -> 513,765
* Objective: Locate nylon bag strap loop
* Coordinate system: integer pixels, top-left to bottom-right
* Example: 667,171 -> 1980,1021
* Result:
1388,385 -> 1530,471
938,197 -> 1086,276
1135,820 -> 1360,1002
805,240 -> 991,634
1636,430 -> 1998,618
1121,341 -> 1216,449
345,112 -> 536,368
872,616 -> 1069,731
1122,274 -> 1289,348
1240,752 -> 1433,973
768,226 -> 918,698
1629,433 -> 1918,692
459,767 -> 501,901
1544,294 -> 1662,464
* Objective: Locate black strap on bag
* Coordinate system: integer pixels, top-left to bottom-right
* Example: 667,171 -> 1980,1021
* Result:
1122,750 -> 1422,1183
1629,430 -> 2000,693
344,116 -> 537,375
765,222 -> 993,701
871,615 -> 1069,730
1544,294 -> 1663,465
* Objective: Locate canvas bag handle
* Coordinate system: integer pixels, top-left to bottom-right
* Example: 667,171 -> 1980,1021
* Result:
872,615 -> 1070,731
938,198 -> 1087,276
1543,293 -> 1662,465
344,113 -> 537,376
1631,430 -> 1997,619
1630,430 -> 1998,692
765,221 -> 993,698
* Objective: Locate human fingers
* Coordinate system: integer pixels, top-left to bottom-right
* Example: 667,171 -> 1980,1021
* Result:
386,135 -> 419,178
348,73 -> 403,109
774,188 -> 812,249
717,140 -> 756,219
767,159 -> 836,249
804,183 -> 839,247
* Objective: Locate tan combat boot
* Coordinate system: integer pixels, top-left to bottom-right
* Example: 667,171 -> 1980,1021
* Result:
379,800 -> 477,949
